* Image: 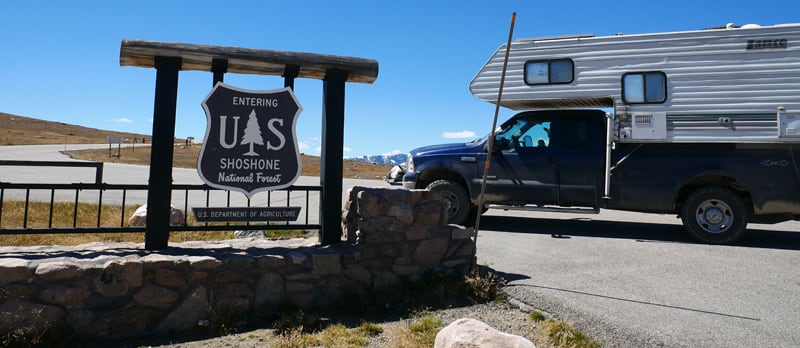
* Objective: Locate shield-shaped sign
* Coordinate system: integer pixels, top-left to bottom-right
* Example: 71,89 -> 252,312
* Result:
198,82 -> 303,198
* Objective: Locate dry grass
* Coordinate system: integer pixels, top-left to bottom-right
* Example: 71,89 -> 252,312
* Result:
64,145 -> 392,180
385,311 -> 443,348
0,112 -> 147,145
0,200 -> 312,246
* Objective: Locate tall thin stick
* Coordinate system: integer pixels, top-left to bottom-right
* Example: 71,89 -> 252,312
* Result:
472,12 -> 516,257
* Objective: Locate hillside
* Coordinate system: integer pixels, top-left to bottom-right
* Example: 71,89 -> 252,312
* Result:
0,111 -> 392,180
0,112 -> 150,145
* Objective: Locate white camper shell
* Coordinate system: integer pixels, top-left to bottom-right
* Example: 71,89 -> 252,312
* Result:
469,23 -> 800,143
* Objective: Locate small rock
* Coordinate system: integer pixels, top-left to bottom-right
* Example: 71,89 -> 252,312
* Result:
234,230 -> 267,239
434,318 -> 536,348
128,204 -> 186,226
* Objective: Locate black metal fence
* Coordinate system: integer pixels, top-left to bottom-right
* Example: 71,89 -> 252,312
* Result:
0,161 -> 322,235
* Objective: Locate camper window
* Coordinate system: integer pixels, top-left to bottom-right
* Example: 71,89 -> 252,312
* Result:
524,59 -> 574,85
622,72 -> 666,104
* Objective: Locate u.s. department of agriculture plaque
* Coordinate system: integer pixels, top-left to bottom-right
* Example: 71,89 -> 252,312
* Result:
198,82 -> 303,198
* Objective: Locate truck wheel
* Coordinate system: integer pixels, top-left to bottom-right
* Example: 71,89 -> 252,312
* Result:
426,179 -> 470,226
681,187 -> 748,244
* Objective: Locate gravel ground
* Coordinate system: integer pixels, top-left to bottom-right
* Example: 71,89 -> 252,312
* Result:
88,300 -> 552,348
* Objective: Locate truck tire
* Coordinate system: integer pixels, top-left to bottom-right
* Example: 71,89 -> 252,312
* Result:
426,179 -> 470,226
681,187 -> 748,244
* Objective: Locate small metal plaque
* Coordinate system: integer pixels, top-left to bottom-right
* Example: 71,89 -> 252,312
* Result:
192,207 -> 301,222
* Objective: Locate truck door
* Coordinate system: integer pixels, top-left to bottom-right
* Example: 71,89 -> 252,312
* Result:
555,113 -> 606,207
486,114 -> 558,205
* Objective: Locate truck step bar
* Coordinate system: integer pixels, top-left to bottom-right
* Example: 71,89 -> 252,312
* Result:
486,204 -> 600,214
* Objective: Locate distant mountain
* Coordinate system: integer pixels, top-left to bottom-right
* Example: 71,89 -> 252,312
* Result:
348,152 -> 407,166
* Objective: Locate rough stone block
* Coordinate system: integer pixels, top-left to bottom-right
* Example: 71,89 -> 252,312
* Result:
414,201 -> 446,227
385,203 -> 414,225
155,268 -> 186,287
39,283 -> 91,307
286,281 -> 315,293
222,255 -> 257,271
156,285 -> 209,333
0,258 -> 31,284
218,282 -> 252,299
373,271 -> 400,289
357,189 -> 384,219
412,237 -> 449,266
312,253 -> 342,275
94,264 -> 132,298
392,264 -> 422,276
214,298 -> 252,317
141,254 -> 178,269
34,261 -> 82,283
343,265 -> 372,286
2,283 -> 39,300
189,271 -> 210,284
256,254 -> 289,270
255,272 -> 285,306
405,225 -> 432,241
187,256 -> 223,270
0,299 -> 66,335
134,285 -> 179,308
214,270 -> 243,283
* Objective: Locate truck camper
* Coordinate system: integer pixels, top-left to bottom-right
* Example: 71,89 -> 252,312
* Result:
400,23 -> 800,244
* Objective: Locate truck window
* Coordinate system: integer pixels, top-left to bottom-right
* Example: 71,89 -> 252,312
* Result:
622,72 -> 667,103
495,118 -> 551,150
524,59 -> 574,85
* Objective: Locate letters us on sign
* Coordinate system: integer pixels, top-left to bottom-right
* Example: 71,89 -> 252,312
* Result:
198,83 -> 303,198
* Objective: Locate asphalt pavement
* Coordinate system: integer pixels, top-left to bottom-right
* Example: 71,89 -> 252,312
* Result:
476,209 -> 800,347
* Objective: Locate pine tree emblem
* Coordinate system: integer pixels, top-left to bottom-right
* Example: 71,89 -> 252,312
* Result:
241,109 -> 264,156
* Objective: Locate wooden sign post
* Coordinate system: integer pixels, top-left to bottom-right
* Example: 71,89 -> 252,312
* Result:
120,40 -> 378,250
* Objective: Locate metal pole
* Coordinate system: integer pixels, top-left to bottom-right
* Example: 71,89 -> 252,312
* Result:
472,13 -> 516,249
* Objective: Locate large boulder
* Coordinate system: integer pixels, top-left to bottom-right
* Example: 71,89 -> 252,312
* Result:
434,318 -> 535,348
128,204 -> 185,226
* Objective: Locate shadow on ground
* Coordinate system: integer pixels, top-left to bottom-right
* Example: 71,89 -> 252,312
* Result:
478,215 -> 800,251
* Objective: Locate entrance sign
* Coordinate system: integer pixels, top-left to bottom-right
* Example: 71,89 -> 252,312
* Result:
198,82 -> 303,198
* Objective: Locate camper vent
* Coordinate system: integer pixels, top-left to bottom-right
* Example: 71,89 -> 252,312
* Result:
631,112 -> 667,140
634,114 -> 653,125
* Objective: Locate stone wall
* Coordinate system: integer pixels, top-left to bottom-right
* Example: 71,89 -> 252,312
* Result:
0,187 -> 475,339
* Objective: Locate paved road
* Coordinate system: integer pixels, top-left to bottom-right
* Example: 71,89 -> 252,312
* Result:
0,144 -> 391,225
476,209 -> 800,347
4,145 -> 800,347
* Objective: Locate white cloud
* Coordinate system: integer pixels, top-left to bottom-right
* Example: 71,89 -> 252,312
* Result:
343,146 -> 353,153
110,117 -> 134,124
382,149 -> 404,156
442,130 -> 476,139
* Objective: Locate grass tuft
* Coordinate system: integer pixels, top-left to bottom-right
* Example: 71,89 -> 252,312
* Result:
540,319 -> 601,348
387,311 -> 443,348
529,310 -> 547,323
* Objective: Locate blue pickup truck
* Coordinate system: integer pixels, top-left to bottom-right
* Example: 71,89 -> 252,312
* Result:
399,109 -> 800,244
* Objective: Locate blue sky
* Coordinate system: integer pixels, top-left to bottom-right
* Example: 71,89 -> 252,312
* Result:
1,1 -> 798,157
